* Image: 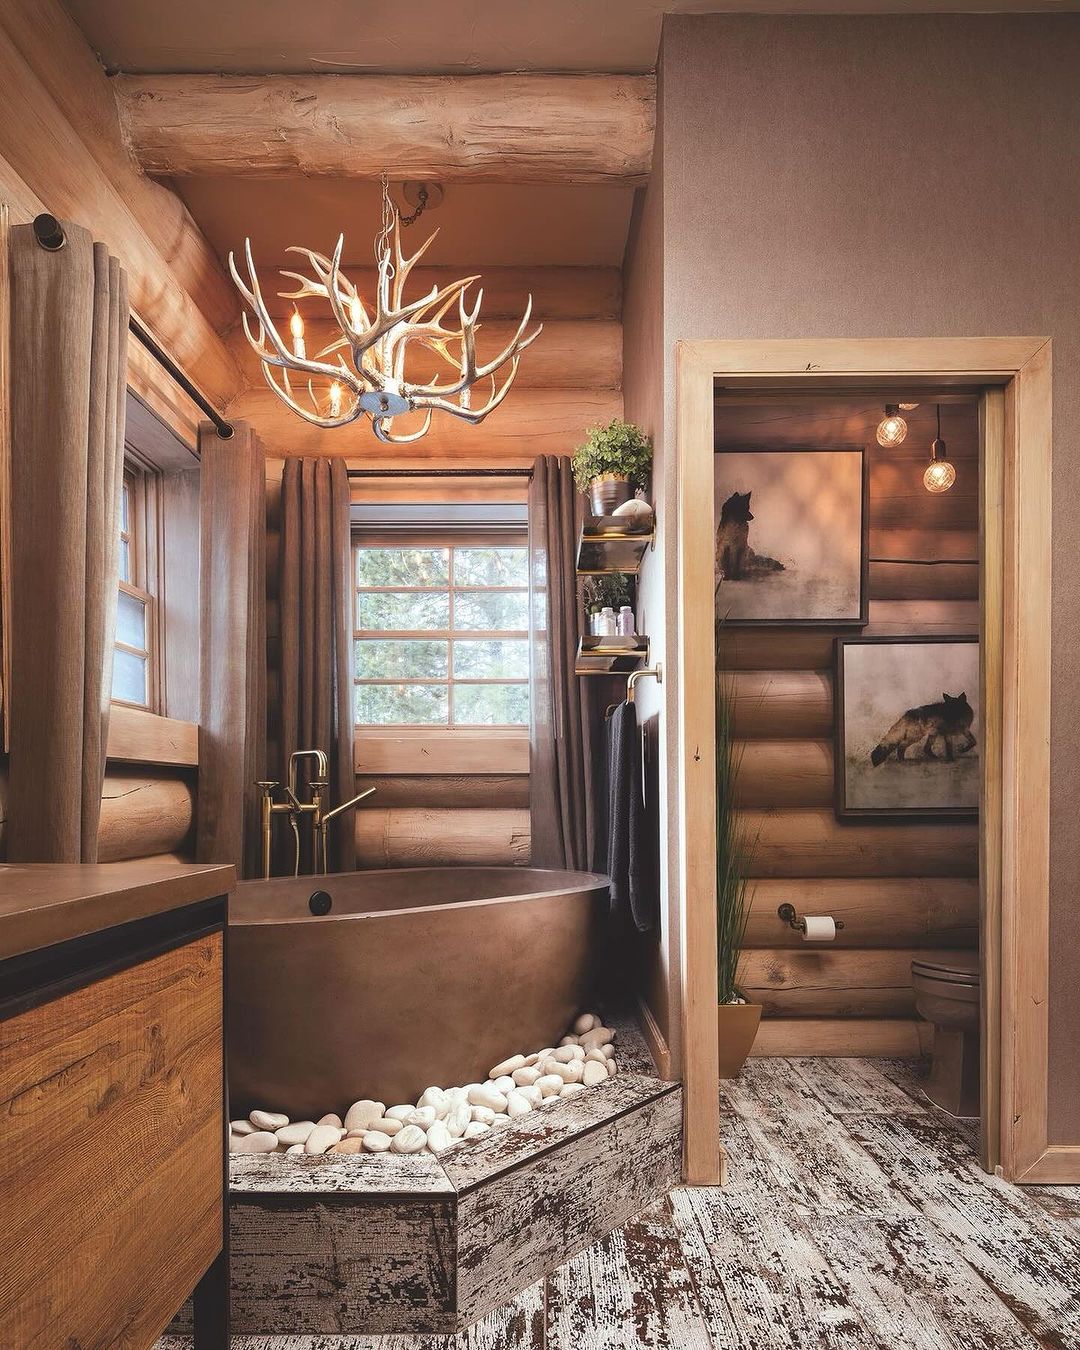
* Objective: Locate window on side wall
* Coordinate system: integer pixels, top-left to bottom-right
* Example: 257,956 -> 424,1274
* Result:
353,535 -> 530,731
113,462 -> 160,710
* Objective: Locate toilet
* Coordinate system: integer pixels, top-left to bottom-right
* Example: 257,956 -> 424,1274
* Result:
911,952 -> 981,1118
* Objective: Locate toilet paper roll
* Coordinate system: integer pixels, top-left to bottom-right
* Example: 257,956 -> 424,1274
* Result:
802,915 -> 836,942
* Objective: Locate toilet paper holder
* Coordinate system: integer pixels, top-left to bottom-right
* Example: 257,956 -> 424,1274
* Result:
777,903 -> 844,934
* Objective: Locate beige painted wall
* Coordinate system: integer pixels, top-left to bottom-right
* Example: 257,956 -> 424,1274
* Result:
633,12 -> 1080,1138
623,64 -> 682,1068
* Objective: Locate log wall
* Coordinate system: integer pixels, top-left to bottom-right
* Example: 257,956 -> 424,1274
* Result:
718,400 -> 982,1056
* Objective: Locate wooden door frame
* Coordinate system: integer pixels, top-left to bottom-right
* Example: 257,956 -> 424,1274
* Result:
676,337 -> 1066,1186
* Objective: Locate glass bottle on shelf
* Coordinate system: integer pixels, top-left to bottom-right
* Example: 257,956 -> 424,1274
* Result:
598,606 -> 617,636
617,605 -> 635,637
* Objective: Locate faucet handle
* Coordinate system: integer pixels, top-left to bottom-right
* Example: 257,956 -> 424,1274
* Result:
256,780 -> 279,791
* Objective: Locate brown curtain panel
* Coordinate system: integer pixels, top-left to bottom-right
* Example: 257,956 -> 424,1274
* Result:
6,220 -> 127,862
196,422 -> 267,877
528,455 -> 601,871
279,457 -> 355,874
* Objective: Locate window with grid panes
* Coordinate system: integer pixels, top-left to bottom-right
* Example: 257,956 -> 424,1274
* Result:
353,539 -> 529,727
112,468 -> 156,708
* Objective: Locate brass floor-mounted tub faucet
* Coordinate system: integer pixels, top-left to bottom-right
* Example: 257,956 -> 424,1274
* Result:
257,748 -> 376,878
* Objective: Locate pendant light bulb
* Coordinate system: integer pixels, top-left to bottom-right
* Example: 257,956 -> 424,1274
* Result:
923,458 -> 956,494
876,404 -> 908,448
923,406 -> 955,493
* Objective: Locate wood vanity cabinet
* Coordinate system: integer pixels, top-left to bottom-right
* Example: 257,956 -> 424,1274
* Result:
0,862 -> 235,1349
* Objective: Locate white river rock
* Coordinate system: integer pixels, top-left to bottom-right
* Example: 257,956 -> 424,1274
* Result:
425,1120 -> 453,1153
601,1043 -> 616,1059
468,1084 -> 509,1112
385,1104 -> 417,1122
406,1107 -> 437,1129
490,1053 -> 527,1077
561,1082 -> 587,1098
317,1113 -> 344,1129
362,1131 -> 393,1153
304,1124 -> 344,1155
470,1105 -> 497,1125
513,1065 -> 542,1087
344,1099 -> 386,1132
536,1074 -> 564,1098
506,1089 -> 533,1117
417,1086 -> 449,1118
232,1130 -> 279,1154
446,1102 -> 471,1138
391,1124 -> 428,1154
275,1121 -> 316,1147
230,1119 -> 256,1136
574,1012 -> 599,1035
249,1110 -> 289,1131
582,1060 -> 609,1087
463,1121 -> 489,1140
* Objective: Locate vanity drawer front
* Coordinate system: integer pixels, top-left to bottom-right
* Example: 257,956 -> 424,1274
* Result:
0,932 -> 223,1348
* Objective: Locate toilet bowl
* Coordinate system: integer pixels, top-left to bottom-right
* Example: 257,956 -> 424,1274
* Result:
911,952 -> 980,1118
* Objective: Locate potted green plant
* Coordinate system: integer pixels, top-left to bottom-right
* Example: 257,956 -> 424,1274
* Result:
715,631 -> 760,1077
572,419 -> 653,516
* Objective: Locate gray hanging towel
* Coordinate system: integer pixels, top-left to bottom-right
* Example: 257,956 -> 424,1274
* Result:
607,700 -> 656,933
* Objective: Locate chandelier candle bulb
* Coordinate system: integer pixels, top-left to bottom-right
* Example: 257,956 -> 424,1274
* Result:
289,307 -> 306,360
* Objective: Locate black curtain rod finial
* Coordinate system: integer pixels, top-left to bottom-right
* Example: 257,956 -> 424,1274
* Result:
32,213 -> 66,252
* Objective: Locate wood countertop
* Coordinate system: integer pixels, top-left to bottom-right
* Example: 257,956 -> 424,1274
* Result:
0,860 -> 236,961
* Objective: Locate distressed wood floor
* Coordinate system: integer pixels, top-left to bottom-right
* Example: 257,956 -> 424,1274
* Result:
159,1057 -> 1080,1350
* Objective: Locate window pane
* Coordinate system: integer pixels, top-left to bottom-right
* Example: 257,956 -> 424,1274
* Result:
121,479 -> 130,533
453,590 -> 528,631
453,682 -> 529,726
357,547 -> 449,587
453,547 -> 528,587
119,538 -> 131,584
357,590 -> 450,631
453,639 -> 529,680
356,682 -> 448,725
356,639 -> 447,679
112,647 -> 147,705
116,590 -> 146,649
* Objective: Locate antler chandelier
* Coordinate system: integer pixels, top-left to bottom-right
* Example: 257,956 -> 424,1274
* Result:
229,180 -> 542,444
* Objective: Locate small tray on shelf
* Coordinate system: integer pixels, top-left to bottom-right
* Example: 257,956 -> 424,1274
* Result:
575,634 -> 650,675
576,515 -> 655,575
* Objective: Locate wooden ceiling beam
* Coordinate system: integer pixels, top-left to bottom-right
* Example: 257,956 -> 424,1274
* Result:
114,74 -> 655,184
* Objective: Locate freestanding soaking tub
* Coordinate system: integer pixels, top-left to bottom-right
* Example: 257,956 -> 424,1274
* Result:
228,866 -> 609,1118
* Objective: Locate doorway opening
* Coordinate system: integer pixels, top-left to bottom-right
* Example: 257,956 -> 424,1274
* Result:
675,339 -> 1058,1187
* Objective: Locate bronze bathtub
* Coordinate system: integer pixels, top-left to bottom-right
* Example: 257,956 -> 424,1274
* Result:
228,866 -> 609,1118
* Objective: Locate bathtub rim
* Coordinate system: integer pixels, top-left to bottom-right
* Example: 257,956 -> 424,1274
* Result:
230,865 -> 611,926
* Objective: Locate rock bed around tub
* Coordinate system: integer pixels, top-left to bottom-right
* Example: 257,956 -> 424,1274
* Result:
229,1011 -> 619,1161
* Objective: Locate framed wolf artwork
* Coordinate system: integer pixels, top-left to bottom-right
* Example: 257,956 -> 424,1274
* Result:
834,635 -> 980,819
713,447 -> 869,626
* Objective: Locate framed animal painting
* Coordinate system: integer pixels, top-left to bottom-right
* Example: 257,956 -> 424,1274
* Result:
835,635 -> 980,819
714,447 -> 868,626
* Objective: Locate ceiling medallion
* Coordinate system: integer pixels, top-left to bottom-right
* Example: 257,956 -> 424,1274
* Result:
229,179 -> 542,444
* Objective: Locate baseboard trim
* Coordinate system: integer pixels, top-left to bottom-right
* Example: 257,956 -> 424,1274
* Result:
1016,1145 -> 1080,1185
636,995 -> 673,1080
751,1017 -> 934,1058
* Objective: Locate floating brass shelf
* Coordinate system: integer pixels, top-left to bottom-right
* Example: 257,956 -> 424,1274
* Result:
576,515 -> 655,575
575,635 -> 650,676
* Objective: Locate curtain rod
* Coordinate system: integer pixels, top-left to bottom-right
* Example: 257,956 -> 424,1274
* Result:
347,467 -> 533,478
31,214 -> 235,441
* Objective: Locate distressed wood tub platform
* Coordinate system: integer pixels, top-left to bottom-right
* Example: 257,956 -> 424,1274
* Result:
223,1072 -> 681,1334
